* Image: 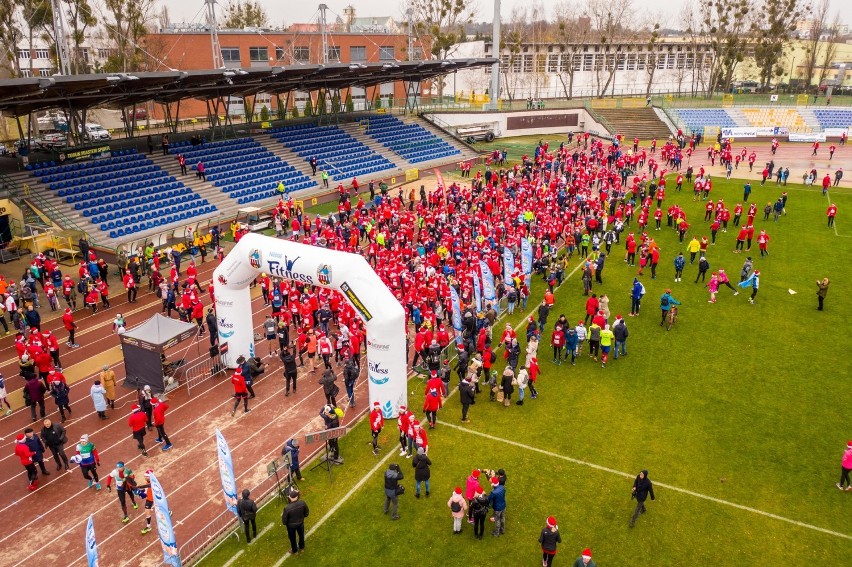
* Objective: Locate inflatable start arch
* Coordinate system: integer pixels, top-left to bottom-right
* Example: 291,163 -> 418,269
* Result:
212,233 -> 407,417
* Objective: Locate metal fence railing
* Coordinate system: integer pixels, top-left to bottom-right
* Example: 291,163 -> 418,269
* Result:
183,353 -> 226,397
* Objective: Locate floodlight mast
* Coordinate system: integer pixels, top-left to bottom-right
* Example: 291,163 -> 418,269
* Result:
488,0 -> 501,110
319,4 -> 329,64
50,0 -> 72,75
206,0 -> 224,69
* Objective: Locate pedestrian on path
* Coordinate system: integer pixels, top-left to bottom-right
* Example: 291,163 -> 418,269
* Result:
0,373 -> 13,415
89,378 -> 108,419
40,418 -> 69,470
231,367 -> 250,415
539,516 -> 562,567
15,434 -> 38,491
100,365 -> 116,409
49,379 -> 72,422
282,488 -> 309,554
629,469 -> 655,527
152,398 -> 173,451
74,434 -> 102,490
105,461 -> 139,523
128,404 -> 149,457
238,489 -> 258,543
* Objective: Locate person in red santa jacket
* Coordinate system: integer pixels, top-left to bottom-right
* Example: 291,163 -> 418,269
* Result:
423,372 -> 444,429
231,367 -> 250,416
128,404 -> 149,457
15,434 -> 38,491
369,401 -> 384,456
62,308 -> 79,347
151,398 -> 172,451
123,271 -> 137,303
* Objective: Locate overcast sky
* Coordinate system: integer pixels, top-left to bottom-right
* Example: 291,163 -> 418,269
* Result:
161,0 -> 852,30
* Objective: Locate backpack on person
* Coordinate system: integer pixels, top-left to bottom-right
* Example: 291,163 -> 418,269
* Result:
661,295 -> 669,308
451,501 -> 462,513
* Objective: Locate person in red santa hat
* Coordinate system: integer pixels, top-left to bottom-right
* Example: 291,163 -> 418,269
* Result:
573,548 -> 596,566
539,515 -> 562,567
15,434 -> 38,491
369,401 -> 384,456
231,366 -> 250,416
127,404 -> 149,457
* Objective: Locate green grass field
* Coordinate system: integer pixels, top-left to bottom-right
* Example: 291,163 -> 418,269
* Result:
198,142 -> 852,566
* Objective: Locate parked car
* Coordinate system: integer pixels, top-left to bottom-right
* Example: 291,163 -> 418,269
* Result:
121,108 -> 148,121
39,132 -> 67,148
81,123 -> 111,141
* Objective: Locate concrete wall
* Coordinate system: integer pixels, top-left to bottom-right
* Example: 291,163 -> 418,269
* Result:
426,108 -> 611,139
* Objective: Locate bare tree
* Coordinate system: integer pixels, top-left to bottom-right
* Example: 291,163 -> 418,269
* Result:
64,0 -> 97,74
101,0 -> 156,72
588,0 -> 633,98
643,23 -> 661,96
697,0 -> 751,95
816,15 -> 841,88
408,0 -> 476,97
553,0 -> 591,100
0,4 -> 25,77
500,5 -> 527,103
221,0 -> 268,29
751,0 -> 809,91
17,0 -> 54,75
680,2 -> 707,96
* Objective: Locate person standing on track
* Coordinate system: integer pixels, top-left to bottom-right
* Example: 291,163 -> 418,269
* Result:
105,461 -> 139,523
152,397 -> 173,451
62,308 -> 79,348
90,379 -> 108,420
123,270 -> 138,303
128,404 -> 149,457
231,366 -> 250,415
40,418 -> 69,471
15,434 -> 38,491
136,469 -> 157,535
280,346 -> 298,396
75,434 -> 102,490
282,437 -> 303,481
100,365 -> 116,409
24,427 -> 50,478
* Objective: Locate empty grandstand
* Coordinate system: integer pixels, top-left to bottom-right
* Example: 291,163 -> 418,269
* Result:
739,108 -> 811,133
169,137 -> 314,205
30,149 -> 215,239
812,109 -> 852,129
360,115 -> 461,164
268,123 -> 396,180
674,109 -> 738,133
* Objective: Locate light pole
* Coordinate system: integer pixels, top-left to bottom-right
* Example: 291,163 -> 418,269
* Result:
488,0 -> 501,110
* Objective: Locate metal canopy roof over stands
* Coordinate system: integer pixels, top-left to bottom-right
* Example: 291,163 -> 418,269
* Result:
0,59 -> 495,116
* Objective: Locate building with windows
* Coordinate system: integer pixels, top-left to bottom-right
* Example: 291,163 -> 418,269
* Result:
451,39 -> 714,100
15,39 -> 114,78
143,28 -> 428,117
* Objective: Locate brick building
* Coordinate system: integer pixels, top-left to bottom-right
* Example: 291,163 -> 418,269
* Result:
143,29 -> 429,118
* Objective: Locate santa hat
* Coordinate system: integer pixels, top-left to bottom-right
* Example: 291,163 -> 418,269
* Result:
454,486 -> 463,495
847,440 -> 852,448
234,366 -> 243,374
546,516 -> 557,528
754,270 -> 761,275
16,434 -> 25,442
151,398 -> 160,405
490,476 -> 499,486
582,549 -> 592,559
399,404 -> 406,411
472,469 -> 481,478
373,401 -> 380,408
616,315 -> 623,320
131,404 -> 140,411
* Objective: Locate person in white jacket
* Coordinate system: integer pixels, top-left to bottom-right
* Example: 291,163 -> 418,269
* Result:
574,322 -> 587,356
525,336 -> 539,367
515,367 -> 529,406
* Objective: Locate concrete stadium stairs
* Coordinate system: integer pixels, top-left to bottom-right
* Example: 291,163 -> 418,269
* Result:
595,107 -> 674,140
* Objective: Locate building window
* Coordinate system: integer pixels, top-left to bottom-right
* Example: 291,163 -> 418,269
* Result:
499,54 -> 510,72
637,54 -> 647,70
676,53 -> 686,69
410,47 -> 423,61
511,55 -> 522,73
21,69 -> 32,77
39,68 -> 52,76
275,47 -> 285,60
97,48 -> 115,59
379,46 -> 395,61
626,53 -> 637,70
350,46 -> 366,62
546,53 -> 560,73
18,50 -> 30,59
249,47 -> 268,62
616,53 -> 626,71
572,54 -> 581,71
293,47 -> 310,62
522,54 -> 534,73
221,47 -> 240,62
535,53 -> 546,73
582,53 -> 593,71
327,47 -> 341,62
35,49 -> 50,59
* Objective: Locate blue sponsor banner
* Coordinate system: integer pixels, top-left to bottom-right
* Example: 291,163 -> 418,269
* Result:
450,286 -> 463,345
503,248 -> 515,286
85,515 -> 98,567
216,429 -> 239,518
149,472 -> 181,567
472,273 -> 482,313
520,238 -> 533,288
480,261 -> 496,302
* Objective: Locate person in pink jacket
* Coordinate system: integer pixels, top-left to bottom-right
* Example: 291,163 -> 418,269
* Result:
447,486 -> 468,534
837,440 -> 852,491
465,469 -> 482,523
705,272 -> 719,303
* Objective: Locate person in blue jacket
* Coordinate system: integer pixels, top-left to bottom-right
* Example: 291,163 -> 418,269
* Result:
488,476 -> 506,537
564,327 -> 578,365
629,278 -> 644,317
282,437 -> 303,481
659,289 -> 681,326
673,252 -> 686,282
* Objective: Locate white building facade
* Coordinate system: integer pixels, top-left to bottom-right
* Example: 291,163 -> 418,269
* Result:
450,40 -> 713,100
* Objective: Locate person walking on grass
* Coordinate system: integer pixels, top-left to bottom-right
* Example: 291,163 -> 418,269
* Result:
837,440 -> 852,491
659,289 -> 681,327
817,278 -> 830,311
383,463 -> 404,520
105,461 -> 138,523
572,548 -> 596,567
629,469 -> 655,527
471,487 -> 489,539
282,488 -> 309,554
239,489 -> 258,543
412,446 -> 432,498
739,269 -> 761,304
460,377 -> 475,423
539,516 -> 562,567
488,475 -> 506,536
448,486 -> 468,534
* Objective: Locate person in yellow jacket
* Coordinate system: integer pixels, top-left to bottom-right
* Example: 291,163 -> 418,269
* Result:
599,324 -> 615,368
686,237 -> 701,264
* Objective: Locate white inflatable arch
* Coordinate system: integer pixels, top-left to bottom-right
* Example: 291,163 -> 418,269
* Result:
213,233 -> 407,417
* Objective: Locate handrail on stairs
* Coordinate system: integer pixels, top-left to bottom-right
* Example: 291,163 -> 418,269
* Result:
0,172 -> 96,246
582,101 -> 616,135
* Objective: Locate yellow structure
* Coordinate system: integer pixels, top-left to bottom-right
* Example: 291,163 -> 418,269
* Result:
740,108 -> 811,133
722,94 -> 734,108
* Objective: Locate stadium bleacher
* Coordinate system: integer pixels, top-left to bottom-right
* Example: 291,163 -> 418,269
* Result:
31,149 -> 215,239
267,124 -> 395,180
360,115 -> 461,164
170,137 -> 314,205
812,109 -> 852,130
740,108 -> 810,133
674,109 -> 738,133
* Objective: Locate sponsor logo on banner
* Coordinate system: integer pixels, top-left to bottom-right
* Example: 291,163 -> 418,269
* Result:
755,127 -> 789,137
266,255 -> 313,284
340,282 -> 373,321
367,339 -> 390,351
317,263 -> 332,286
217,274 -> 228,285
368,361 -> 390,384
721,127 -> 757,138
248,249 -> 262,269
788,132 -> 827,142
218,317 -> 235,338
